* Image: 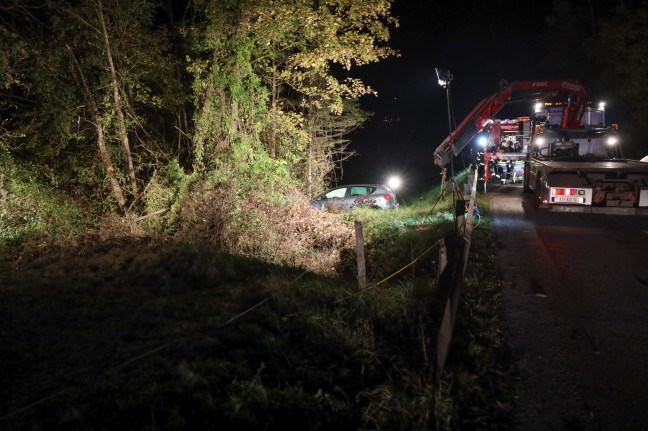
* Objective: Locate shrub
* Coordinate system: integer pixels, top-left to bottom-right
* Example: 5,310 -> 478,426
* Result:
0,156 -> 87,248
139,159 -> 193,235
173,143 -> 355,275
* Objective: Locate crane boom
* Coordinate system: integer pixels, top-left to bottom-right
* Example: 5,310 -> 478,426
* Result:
433,79 -> 588,167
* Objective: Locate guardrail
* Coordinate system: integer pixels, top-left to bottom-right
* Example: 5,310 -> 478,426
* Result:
434,167 -> 479,378
350,167 -> 479,377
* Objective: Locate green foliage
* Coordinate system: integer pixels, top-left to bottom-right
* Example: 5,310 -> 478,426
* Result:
1,0 -> 189,219
189,1 -> 270,174
1,0 -> 399,234
140,159 -> 193,235
189,0 -> 397,193
265,110 -> 310,171
0,156 -> 87,248
229,139 -> 292,191
246,0 -> 398,113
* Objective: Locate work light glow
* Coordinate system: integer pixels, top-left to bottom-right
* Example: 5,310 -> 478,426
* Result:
387,176 -> 402,190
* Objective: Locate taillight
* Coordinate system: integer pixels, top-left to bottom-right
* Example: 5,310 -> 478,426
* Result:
553,188 -> 576,196
384,194 -> 392,201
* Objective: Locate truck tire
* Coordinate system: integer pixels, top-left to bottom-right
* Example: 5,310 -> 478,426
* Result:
523,162 -> 532,193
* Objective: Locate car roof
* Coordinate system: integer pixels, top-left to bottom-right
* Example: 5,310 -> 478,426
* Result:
320,184 -> 395,193
329,183 -> 389,188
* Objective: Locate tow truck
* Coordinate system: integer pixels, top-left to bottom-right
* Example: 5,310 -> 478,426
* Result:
433,79 -> 648,214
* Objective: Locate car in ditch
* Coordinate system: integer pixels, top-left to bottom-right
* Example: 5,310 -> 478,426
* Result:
310,184 -> 399,213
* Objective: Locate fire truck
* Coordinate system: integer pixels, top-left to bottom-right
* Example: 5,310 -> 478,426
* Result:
433,79 -> 648,214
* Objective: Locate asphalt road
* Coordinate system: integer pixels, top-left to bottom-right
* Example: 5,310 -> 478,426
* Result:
489,183 -> 648,431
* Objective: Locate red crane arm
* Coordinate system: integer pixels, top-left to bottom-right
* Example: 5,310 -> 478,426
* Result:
433,79 -> 588,167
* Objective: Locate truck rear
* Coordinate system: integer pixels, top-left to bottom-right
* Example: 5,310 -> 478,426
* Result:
525,105 -> 648,214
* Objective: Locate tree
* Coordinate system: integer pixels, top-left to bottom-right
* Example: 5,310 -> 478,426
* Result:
304,99 -> 367,193
248,0 -> 397,191
189,0 -> 398,192
1,0 -> 188,231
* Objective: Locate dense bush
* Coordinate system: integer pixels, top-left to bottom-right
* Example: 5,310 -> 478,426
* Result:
170,150 -> 355,275
0,156 -> 87,248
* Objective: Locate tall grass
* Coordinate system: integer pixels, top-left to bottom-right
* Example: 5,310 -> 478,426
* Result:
0,168 -> 514,430
0,159 -> 87,249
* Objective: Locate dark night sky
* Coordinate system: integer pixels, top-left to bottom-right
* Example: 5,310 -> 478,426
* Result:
341,0 -> 618,199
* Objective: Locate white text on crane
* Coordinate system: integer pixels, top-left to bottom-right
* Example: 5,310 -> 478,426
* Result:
561,81 -> 583,92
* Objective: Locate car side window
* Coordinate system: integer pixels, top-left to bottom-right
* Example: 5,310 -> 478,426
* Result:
324,187 -> 347,199
350,186 -> 368,196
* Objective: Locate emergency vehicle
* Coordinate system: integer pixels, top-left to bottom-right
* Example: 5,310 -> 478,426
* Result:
433,79 -> 648,214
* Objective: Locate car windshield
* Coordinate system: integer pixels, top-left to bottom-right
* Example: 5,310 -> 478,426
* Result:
322,187 -> 347,199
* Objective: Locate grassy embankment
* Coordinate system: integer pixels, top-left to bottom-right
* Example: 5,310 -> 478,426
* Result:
0,173 -> 514,430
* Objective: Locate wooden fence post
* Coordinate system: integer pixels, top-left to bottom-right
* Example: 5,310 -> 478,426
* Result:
355,221 -> 366,289
455,199 -> 466,232
436,240 -> 447,285
440,168 -> 447,200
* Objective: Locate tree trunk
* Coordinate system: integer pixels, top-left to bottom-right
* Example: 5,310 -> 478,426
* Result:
305,99 -> 315,196
97,0 -> 138,200
67,45 -> 127,213
269,61 -> 277,159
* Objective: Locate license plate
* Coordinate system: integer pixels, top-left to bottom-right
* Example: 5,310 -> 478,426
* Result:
552,205 -> 587,213
554,197 -> 580,203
